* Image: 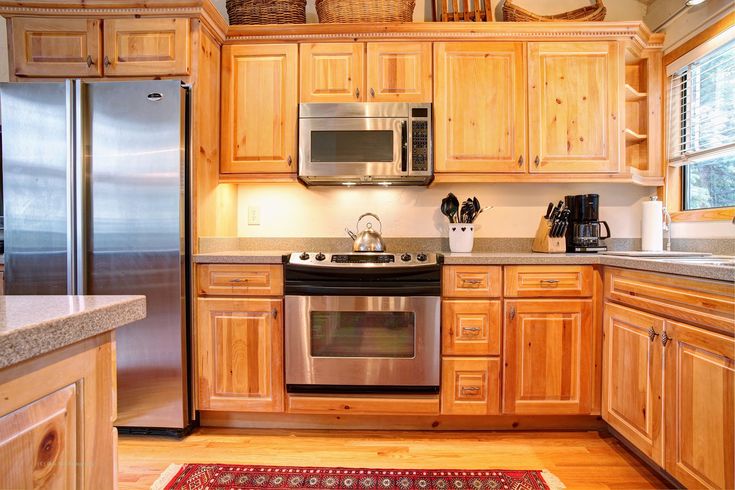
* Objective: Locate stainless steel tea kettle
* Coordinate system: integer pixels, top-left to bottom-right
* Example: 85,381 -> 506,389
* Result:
346,213 -> 386,252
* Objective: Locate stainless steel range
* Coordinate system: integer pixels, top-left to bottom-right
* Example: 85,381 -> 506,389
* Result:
285,252 -> 442,394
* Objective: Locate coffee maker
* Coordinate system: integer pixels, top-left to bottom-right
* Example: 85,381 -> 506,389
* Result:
564,194 -> 610,252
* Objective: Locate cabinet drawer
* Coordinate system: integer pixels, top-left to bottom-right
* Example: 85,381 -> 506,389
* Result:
197,264 -> 283,296
441,357 -> 500,415
442,300 -> 501,356
605,267 -> 734,335
504,266 -> 593,297
442,266 -> 502,298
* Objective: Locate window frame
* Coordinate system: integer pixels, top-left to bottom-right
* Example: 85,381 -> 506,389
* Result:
663,12 -> 735,223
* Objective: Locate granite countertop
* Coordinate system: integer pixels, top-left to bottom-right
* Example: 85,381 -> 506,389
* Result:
195,250 -> 734,282
0,295 -> 146,370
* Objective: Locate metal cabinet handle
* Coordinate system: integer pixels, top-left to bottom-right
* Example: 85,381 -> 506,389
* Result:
461,386 -> 480,394
86,55 -> 95,67
534,155 -> 540,167
647,327 -> 659,342
509,306 -> 516,320
272,308 -> 278,319
355,87 -> 360,99
540,279 -> 559,286
518,155 -> 524,167
370,88 -> 376,98
229,278 -> 248,283
462,278 -> 483,285
661,330 -> 671,347
461,327 -> 481,334
103,56 -> 111,68
287,155 -> 292,167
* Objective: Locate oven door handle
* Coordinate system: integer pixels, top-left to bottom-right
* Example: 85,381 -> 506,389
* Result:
400,120 -> 408,173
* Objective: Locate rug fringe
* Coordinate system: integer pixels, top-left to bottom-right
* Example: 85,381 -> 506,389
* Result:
150,463 -> 183,490
541,469 -> 566,490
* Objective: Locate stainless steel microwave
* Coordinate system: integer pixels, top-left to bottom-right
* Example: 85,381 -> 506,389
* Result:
298,102 -> 433,186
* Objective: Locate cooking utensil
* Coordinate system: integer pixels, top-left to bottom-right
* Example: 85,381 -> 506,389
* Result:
447,193 -> 459,223
441,197 -> 454,223
345,212 -> 386,252
544,202 -> 554,219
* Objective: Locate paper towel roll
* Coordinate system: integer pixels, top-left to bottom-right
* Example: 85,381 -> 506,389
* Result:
641,198 -> 663,252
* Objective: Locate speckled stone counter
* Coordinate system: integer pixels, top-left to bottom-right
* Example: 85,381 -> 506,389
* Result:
0,295 -> 146,370
193,251 -> 288,264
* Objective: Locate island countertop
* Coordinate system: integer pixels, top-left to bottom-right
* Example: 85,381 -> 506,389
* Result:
0,295 -> 146,370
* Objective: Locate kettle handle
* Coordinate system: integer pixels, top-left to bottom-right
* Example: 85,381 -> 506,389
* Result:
356,213 -> 382,234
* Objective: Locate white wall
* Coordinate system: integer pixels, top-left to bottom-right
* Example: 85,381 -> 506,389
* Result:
236,183 -> 655,238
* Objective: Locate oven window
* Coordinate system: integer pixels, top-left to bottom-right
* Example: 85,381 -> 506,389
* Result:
310,311 -> 415,358
311,130 -> 394,163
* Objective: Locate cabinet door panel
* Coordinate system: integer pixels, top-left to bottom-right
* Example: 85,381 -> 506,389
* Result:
103,18 -> 189,76
602,303 -> 664,464
434,42 -> 526,173
528,42 -> 620,173
664,320 -> 734,489
221,44 -> 298,174
503,300 -> 593,414
441,357 -> 500,415
300,43 -> 364,102
197,298 -> 284,412
442,300 -> 501,356
12,17 -> 102,78
367,42 -> 432,102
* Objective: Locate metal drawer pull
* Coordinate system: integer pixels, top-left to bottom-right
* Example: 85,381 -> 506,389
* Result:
661,331 -> 671,347
462,327 -> 481,332
229,278 -> 249,283
540,279 -> 560,288
462,278 -> 483,285
647,327 -> 659,342
461,386 -> 480,394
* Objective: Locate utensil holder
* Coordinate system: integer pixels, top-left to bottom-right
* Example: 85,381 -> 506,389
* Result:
531,217 -> 566,253
449,224 -> 474,253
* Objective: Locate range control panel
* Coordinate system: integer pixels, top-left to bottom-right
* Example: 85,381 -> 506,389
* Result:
288,252 -> 439,268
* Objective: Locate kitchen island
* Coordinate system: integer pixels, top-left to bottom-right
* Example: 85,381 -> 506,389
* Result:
0,295 -> 146,489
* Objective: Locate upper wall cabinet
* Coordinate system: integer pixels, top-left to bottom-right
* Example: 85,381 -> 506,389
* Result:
300,43 -> 364,102
434,42 -> 526,173
11,17 -> 103,78
300,42 -> 433,103
103,18 -> 190,77
528,42 -> 621,173
221,44 -> 298,174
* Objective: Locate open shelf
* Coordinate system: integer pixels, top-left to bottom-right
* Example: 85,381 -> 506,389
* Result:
624,128 -> 648,144
624,83 -> 647,102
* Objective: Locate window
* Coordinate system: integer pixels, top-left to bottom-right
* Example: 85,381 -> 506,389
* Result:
667,30 -> 735,211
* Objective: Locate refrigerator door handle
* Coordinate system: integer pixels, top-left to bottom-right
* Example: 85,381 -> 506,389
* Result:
74,81 -> 88,295
65,80 -> 77,294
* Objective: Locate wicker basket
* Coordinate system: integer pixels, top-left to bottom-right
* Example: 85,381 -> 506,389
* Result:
226,0 -> 306,25
316,0 -> 415,23
502,0 -> 606,22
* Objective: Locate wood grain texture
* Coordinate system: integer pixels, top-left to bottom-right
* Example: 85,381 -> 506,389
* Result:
442,266 -> 502,298
197,264 -> 284,297
434,42 -> 526,173
504,265 -> 593,298
604,267 -> 735,335
196,298 -> 284,413
220,43 -> 298,174
441,357 -> 500,415
287,395 -> 440,415
366,42 -> 432,102
442,300 -> 501,356
602,302 -> 664,465
118,428 -> 668,489
300,42 -> 364,102
503,300 -> 593,415
11,17 -> 102,77
663,320 -> 734,489
528,41 -> 620,174
103,18 -> 190,76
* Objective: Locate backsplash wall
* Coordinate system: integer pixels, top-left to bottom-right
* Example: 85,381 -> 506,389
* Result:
236,183 -> 656,238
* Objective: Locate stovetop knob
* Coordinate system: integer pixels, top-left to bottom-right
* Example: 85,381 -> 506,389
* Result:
400,253 -> 411,262
416,252 -> 427,262
299,252 -> 310,260
315,252 -> 326,261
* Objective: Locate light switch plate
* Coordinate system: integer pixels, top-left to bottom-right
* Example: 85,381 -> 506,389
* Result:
248,206 -> 260,225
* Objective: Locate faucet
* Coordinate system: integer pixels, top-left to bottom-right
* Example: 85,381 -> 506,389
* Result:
663,208 -> 672,252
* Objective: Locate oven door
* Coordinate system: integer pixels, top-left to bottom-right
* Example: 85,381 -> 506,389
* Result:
299,117 -> 407,180
285,295 -> 440,392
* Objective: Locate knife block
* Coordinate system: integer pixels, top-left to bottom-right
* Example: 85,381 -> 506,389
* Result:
531,217 -> 567,253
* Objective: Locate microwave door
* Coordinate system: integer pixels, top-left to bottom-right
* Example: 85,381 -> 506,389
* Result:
300,118 -> 404,178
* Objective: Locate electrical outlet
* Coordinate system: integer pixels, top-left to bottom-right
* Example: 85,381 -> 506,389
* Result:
248,206 -> 260,225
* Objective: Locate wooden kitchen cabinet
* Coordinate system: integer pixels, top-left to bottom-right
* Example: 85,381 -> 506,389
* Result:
503,299 -> 593,414
102,18 -> 190,77
197,264 -> 284,297
434,42 -> 527,173
366,42 -> 432,102
442,300 -> 501,356
221,44 -> 298,174
504,265 -> 593,298
11,17 -> 102,78
442,265 -> 502,298
196,298 -> 284,413
441,357 -> 501,415
663,320 -> 734,489
300,43 -> 364,102
528,42 -> 621,173
602,302 -> 664,465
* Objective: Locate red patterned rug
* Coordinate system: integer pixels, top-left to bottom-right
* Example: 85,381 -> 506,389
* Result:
151,464 -> 565,490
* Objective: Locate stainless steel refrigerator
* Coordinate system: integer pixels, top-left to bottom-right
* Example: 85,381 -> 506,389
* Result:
0,80 -> 191,432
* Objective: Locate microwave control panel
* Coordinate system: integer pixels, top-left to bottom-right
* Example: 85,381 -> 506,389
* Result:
410,106 -> 432,174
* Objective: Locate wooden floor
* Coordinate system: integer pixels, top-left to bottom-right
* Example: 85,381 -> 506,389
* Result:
118,428 -> 671,489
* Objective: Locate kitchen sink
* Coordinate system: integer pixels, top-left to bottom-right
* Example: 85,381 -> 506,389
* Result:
649,256 -> 735,267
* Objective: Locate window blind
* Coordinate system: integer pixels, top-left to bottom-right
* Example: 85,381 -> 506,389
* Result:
667,35 -> 735,167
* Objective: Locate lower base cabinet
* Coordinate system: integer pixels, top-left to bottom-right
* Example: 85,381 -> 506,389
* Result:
441,357 -> 500,415
196,298 -> 284,413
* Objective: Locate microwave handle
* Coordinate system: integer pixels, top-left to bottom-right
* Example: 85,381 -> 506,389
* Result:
401,120 -> 408,173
